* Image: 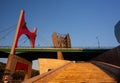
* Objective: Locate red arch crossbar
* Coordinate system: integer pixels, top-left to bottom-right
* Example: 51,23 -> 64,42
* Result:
10,10 -> 37,54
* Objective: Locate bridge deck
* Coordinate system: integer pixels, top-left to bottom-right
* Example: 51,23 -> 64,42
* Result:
0,48 -> 110,61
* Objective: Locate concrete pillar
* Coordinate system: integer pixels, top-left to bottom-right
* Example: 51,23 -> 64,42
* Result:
57,51 -> 64,60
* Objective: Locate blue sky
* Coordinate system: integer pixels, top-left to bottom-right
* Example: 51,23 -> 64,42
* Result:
0,0 -> 120,69
0,0 -> 120,47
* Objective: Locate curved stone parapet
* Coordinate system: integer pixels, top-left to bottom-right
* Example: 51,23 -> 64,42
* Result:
115,21 -> 120,43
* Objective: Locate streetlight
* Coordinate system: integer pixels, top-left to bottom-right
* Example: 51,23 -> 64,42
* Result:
96,36 -> 100,48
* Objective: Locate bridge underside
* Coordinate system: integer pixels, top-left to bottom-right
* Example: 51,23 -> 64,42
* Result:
0,47 -> 111,63
17,51 -> 104,61
0,48 -> 109,61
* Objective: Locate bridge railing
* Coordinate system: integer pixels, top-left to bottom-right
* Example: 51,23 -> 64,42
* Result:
0,46 -> 11,48
0,46 -> 115,49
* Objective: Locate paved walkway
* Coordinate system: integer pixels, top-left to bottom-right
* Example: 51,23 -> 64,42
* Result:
31,62 -> 116,83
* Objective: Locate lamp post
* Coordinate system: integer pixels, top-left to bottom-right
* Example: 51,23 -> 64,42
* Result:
96,36 -> 100,48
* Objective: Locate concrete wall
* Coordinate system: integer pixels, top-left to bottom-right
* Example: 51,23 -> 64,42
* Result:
38,58 -> 71,74
92,45 -> 120,67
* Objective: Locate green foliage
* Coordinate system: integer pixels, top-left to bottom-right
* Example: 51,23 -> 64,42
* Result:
12,69 -> 39,80
12,70 -> 25,80
31,69 -> 39,77
0,62 -> 5,80
0,62 -> 39,81
0,67 -> 4,80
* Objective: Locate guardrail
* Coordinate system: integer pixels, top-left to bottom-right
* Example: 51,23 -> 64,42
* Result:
0,46 -> 115,49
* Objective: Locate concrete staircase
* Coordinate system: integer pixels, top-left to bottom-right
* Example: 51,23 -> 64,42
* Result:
48,62 -> 116,83
24,62 -> 116,83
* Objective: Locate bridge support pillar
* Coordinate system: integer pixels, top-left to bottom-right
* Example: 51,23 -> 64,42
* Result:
57,51 -> 64,60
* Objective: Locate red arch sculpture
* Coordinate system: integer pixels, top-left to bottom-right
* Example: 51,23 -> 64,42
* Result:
10,10 -> 37,54
5,10 -> 37,80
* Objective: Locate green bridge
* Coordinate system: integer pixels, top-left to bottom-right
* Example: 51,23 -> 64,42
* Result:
0,47 -> 111,61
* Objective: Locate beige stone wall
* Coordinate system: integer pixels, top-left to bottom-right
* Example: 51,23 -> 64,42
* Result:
38,58 -> 71,74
